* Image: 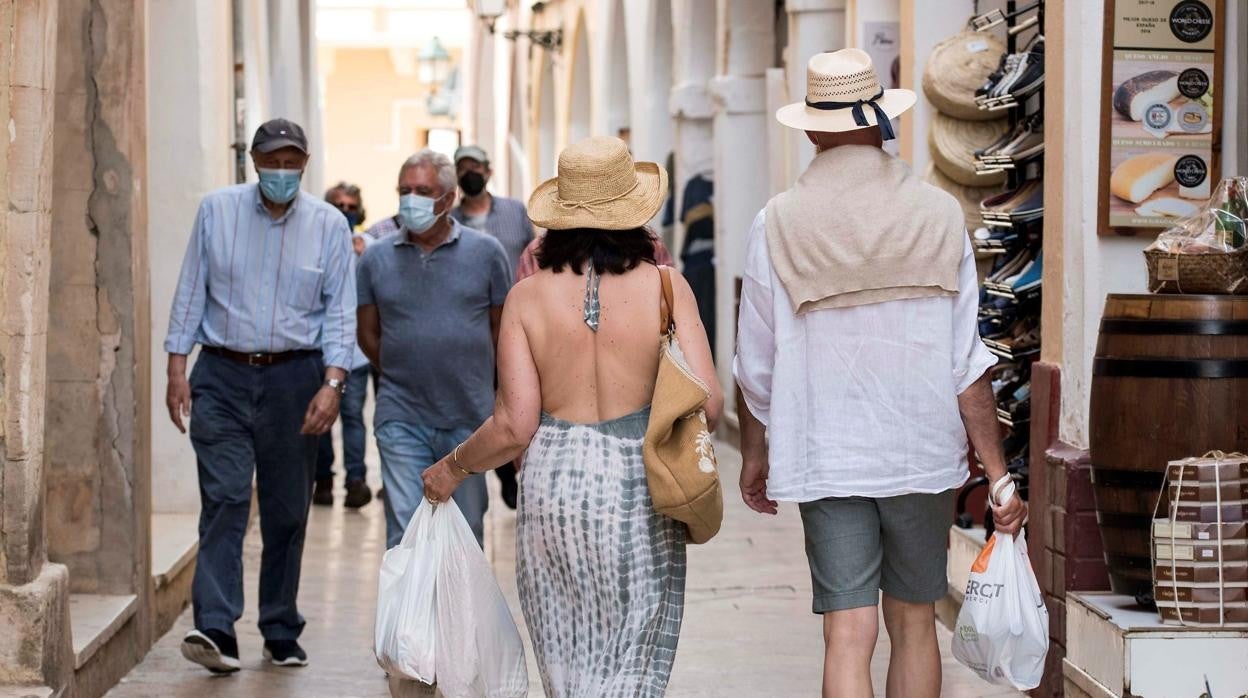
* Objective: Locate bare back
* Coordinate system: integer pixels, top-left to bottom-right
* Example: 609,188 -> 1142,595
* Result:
517,264 -> 664,424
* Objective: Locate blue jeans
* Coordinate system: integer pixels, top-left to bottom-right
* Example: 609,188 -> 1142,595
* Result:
376,420 -> 488,548
188,350 -> 322,640
316,364 -> 370,482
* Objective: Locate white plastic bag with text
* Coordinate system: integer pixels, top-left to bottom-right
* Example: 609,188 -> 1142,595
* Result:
951,480 -> 1049,690
374,499 -> 528,697
375,500 -> 439,683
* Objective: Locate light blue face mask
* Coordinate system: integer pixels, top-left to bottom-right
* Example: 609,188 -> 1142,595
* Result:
257,168 -> 302,204
398,193 -> 446,234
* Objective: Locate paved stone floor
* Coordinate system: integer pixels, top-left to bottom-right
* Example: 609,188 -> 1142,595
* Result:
111,438 -> 1020,697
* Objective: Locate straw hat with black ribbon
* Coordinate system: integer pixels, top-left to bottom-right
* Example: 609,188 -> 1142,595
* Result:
929,111 -> 1009,187
528,136 -> 667,231
923,31 -> 1006,121
776,48 -> 916,137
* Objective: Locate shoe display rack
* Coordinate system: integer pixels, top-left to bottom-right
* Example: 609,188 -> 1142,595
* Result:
959,0 -> 1046,532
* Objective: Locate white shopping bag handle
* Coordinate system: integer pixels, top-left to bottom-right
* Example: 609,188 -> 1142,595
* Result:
990,476 -> 1029,527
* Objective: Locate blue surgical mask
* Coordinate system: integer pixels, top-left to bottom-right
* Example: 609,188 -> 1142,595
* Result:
257,168 -> 302,204
398,193 -> 445,234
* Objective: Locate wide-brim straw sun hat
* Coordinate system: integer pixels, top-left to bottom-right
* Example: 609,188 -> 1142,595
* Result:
929,111 -> 1009,187
924,162 -> 993,227
528,136 -> 668,231
776,48 -> 917,136
923,31 -> 1006,121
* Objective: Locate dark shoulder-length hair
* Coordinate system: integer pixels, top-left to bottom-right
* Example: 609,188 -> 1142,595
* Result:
534,227 -> 658,275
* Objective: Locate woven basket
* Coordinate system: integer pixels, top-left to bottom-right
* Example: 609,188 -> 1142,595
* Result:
923,31 -> 1006,121
929,111 -> 1008,186
923,163 -> 995,228
1144,247 -> 1248,294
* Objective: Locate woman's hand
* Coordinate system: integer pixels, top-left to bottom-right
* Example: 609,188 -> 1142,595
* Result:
422,460 -> 465,504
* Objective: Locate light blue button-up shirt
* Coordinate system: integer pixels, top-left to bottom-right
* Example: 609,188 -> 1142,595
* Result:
164,184 -> 357,369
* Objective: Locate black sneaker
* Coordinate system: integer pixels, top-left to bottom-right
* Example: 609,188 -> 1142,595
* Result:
181,628 -> 240,674
343,478 -> 373,509
263,639 -> 308,667
312,478 -> 334,507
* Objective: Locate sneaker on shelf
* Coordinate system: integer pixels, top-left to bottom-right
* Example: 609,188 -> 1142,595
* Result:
181,628 -> 240,674
343,478 -> 373,509
312,478 -> 334,507
263,639 -> 309,667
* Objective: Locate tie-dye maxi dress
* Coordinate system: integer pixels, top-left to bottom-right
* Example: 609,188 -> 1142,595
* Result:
516,408 -> 688,697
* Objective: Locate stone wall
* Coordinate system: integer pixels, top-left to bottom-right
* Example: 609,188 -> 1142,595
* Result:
47,0 -> 151,603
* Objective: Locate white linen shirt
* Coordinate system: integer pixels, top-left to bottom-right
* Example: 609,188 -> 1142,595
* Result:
732,209 -> 996,502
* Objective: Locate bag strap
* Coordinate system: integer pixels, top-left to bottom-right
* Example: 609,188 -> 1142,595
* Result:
658,266 -> 675,337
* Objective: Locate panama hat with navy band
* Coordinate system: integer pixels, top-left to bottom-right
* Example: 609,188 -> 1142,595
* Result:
776,48 -> 917,139
528,136 -> 668,231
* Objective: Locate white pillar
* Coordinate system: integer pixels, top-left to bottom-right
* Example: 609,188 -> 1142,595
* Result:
784,0 -> 847,178
670,0 -> 717,256
147,0 -> 234,515
628,0 -> 675,170
712,0 -> 774,403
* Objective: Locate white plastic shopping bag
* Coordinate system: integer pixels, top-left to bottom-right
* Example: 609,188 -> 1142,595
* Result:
433,502 -> 529,698
375,500 -> 439,683
374,500 -> 528,698
951,478 -> 1049,690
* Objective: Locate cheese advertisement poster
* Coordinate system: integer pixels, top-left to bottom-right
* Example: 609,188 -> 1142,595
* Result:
1102,0 -> 1221,232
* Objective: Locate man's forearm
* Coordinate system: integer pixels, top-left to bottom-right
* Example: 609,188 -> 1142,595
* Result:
736,389 -> 768,465
324,366 -> 347,382
167,353 -> 188,378
957,371 -> 1008,482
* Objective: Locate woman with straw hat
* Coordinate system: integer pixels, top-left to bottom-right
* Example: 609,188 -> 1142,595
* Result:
422,136 -> 722,696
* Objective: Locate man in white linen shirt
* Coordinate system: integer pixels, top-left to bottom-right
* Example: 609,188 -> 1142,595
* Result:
732,50 -> 1026,698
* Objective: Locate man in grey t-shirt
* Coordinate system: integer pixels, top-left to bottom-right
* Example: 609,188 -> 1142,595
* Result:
450,144 -> 533,510
357,149 -> 511,547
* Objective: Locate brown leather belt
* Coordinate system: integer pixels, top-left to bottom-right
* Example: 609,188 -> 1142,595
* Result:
201,346 -> 320,367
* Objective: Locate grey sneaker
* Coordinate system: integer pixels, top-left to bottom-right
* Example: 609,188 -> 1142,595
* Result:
181,628 -> 240,674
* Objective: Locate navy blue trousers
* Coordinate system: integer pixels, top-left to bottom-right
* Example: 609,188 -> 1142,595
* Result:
188,350 -> 322,641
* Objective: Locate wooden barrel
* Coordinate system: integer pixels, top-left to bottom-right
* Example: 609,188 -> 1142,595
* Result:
1090,294 -> 1248,601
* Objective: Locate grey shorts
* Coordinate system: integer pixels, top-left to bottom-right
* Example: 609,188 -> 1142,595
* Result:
798,490 -> 955,613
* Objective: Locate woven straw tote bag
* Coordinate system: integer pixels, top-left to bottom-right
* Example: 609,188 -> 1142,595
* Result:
642,267 -> 723,544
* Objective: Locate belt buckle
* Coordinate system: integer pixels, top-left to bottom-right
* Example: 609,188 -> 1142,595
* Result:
247,353 -> 266,366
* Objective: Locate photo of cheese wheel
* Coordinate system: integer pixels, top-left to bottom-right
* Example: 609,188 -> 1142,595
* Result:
1113,70 -> 1179,122
1110,153 -> 1179,204
1135,197 -> 1200,218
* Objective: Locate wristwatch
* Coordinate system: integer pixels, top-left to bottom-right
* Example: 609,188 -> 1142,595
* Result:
324,377 -> 347,396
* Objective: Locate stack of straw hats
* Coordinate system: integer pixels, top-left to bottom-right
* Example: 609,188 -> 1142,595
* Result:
922,31 -> 1008,214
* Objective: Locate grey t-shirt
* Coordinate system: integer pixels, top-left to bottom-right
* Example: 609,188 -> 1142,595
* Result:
357,221 -> 512,430
450,196 -> 534,279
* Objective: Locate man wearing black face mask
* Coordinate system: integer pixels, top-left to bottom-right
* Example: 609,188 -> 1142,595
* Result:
449,145 -> 532,509
451,146 -> 533,275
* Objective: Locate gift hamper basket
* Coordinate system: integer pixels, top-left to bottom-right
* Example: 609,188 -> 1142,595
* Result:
1151,452 -> 1248,627
1144,177 -> 1248,294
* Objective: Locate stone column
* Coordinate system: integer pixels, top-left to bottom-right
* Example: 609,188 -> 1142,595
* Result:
0,0 -> 73,692
784,0 -> 847,177
711,0 -> 774,403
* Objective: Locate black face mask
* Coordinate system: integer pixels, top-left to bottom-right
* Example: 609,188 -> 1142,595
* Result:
459,171 -> 487,197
